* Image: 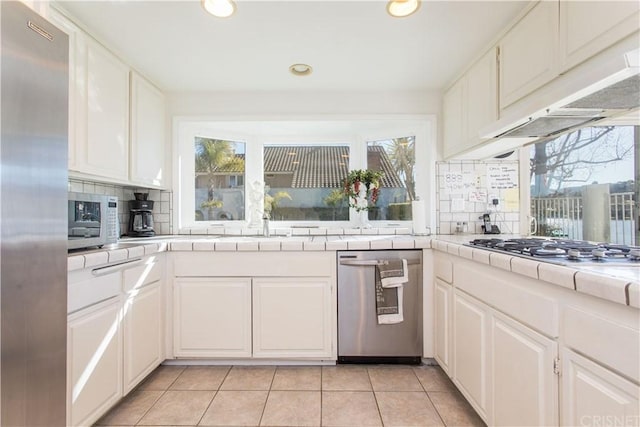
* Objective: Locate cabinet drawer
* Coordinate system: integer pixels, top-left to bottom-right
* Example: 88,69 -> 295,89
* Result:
434,253 -> 453,284
563,306 -> 639,381
68,270 -> 121,313
123,257 -> 162,292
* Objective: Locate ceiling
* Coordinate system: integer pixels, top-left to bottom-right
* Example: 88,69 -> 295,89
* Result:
56,0 -> 529,93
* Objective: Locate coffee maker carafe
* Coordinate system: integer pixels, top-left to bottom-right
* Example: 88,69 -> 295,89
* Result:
128,193 -> 155,237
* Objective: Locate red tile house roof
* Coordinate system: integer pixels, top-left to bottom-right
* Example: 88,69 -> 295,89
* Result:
264,146 -> 403,188
197,146 -> 404,189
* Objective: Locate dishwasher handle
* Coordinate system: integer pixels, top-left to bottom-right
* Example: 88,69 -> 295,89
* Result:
339,259 -> 420,266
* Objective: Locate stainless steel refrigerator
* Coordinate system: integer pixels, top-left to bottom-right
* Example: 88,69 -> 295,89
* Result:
1,2 -> 68,425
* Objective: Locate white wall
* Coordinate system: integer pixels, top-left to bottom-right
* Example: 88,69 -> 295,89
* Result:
167,89 -> 441,117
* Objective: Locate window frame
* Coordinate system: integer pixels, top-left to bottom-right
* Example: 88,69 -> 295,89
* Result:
174,117 -> 436,232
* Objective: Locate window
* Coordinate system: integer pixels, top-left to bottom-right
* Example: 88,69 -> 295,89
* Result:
194,137 -> 245,222
176,119 -> 435,231
529,126 -> 637,245
263,144 -> 350,221
366,136 -> 416,221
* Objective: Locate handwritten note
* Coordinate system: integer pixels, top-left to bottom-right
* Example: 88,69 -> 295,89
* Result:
487,165 -> 518,189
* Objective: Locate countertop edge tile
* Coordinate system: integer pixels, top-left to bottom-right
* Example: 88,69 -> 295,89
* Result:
574,271 -> 629,305
458,245 -> 474,260
126,246 -> 145,258
489,252 -> 513,271
627,282 -> 639,308
510,257 -> 540,280
67,255 -> 85,271
83,251 -> 109,268
538,263 -> 577,290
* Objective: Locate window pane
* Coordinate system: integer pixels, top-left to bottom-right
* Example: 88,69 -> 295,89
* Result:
263,144 -> 350,221
195,137 -> 245,221
529,126 -> 637,245
366,136 -> 416,221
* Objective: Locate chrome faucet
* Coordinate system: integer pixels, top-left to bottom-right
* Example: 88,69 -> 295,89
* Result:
262,212 -> 270,237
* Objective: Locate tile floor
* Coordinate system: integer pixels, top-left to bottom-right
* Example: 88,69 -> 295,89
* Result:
95,364 -> 486,427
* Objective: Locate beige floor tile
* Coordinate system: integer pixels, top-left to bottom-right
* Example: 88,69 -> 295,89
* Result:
413,365 -> 456,392
321,391 -> 382,427
260,391 -> 321,426
137,390 -> 215,426
136,365 -> 186,391
375,391 -> 444,427
220,366 -> 275,390
367,366 -> 423,391
429,391 -> 486,427
199,390 -> 268,426
95,390 -> 163,425
170,366 -> 231,391
322,365 -> 372,391
271,366 -> 321,391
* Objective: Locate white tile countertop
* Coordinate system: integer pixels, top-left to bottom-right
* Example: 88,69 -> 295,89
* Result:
67,233 -> 639,308
434,235 -> 640,309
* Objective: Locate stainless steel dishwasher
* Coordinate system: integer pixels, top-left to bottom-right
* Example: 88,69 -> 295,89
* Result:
337,250 -> 423,364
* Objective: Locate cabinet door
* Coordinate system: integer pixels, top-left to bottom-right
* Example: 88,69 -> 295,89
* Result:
434,279 -> 452,376
253,277 -> 333,358
453,290 -> 489,421
562,348 -> 639,427
173,278 -> 252,357
466,48 -> 497,144
442,78 -> 466,158
491,312 -> 558,426
130,72 -> 166,187
68,297 -> 122,427
76,37 -> 130,180
123,281 -> 163,394
499,1 -> 559,108
560,1 -> 640,73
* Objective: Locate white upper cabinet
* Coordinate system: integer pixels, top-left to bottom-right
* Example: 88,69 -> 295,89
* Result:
130,72 -> 166,188
442,48 -> 498,159
465,49 -> 498,145
559,1 -> 640,73
498,1 -> 559,109
78,37 -> 130,181
442,78 -> 466,158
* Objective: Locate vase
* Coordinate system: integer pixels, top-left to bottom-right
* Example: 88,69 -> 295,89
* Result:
354,185 -> 370,228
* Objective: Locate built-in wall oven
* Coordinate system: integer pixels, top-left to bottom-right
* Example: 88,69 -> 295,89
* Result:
68,192 -> 119,250
337,250 -> 423,364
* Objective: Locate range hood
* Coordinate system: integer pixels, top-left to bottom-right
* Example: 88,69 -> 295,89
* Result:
483,48 -> 640,142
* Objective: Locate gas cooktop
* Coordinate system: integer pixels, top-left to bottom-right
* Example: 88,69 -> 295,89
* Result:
466,238 -> 640,265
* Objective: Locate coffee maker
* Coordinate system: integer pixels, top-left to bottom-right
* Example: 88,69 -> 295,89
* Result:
128,193 -> 155,237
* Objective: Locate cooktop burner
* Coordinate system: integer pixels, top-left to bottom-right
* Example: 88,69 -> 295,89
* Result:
467,238 -> 640,264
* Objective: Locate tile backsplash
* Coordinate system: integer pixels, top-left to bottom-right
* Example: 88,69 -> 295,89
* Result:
436,160 -> 521,235
68,179 -> 173,236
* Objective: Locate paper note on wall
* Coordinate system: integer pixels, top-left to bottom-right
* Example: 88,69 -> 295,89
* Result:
504,188 -> 520,211
451,195 -> 465,212
487,165 -> 518,189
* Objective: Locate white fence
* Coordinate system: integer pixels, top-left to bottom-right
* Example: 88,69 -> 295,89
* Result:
532,192 -> 636,245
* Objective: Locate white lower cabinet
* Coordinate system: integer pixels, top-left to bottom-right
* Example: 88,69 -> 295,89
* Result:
434,278 -> 452,375
252,277 -> 332,358
453,290 -> 490,420
561,347 -> 639,427
67,297 -> 122,427
491,312 -> 558,426
173,276 -> 333,359
123,280 -> 163,394
173,278 -> 252,358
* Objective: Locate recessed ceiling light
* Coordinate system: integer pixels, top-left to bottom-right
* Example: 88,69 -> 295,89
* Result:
289,63 -> 313,76
201,0 -> 236,18
386,0 -> 420,18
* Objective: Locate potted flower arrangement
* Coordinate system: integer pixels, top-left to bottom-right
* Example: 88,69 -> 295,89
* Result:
343,169 -> 383,212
